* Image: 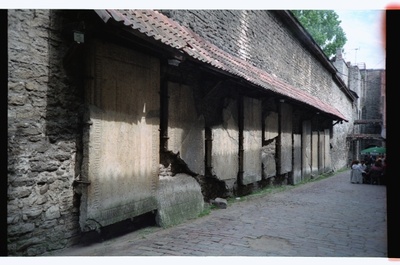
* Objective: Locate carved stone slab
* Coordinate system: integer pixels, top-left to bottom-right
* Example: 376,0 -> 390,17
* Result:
80,40 -> 159,231
242,97 -> 262,185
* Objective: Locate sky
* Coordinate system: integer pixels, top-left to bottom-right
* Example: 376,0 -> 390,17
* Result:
335,10 -> 386,69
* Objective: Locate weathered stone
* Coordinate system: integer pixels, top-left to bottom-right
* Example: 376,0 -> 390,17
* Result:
39,184 -> 49,195
31,97 -> 47,107
25,81 -> 43,91
6,9 -> 367,257
8,81 -> 25,90
54,153 -> 70,162
10,177 -> 36,187
7,215 -> 20,225
212,99 -> 239,182
262,141 -> 276,179
210,197 -> 228,209
46,238 -> 68,251
242,97 -> 262,185
27,245 -> 47,256
28,135 -> 42,142
156,174 -> 204,228
27,195 -> 38,206
31,161 -> 59,172
36,195 -> 48,205
57,141 -> 75,152
278,103 -> 292,175
17,237 -> 43,252
42,219 -> 58,229
8,188 -> 32,199
36,172 -> 56,185
167,82 -> 205,175
8,94 -> 27,106
45,205 -> 60,220
31,141 -> 51,153
8,223 -> 35,236
24,208 -> 43,218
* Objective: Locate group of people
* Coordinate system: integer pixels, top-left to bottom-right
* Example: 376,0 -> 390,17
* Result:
350,155 -> 386,185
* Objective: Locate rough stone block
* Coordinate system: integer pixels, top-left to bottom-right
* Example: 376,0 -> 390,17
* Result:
8,223 -> 35,236
156,174 -> 204,228
210,197 -> 228,209
45,205 -> 60,220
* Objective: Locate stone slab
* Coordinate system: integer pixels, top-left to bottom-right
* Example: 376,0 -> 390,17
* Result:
278,103 -> 292,174
80,41 -> 160,231
302,120 -> 312,180
242,97 -> 262,185
156,174 -> 204,228
168,82 -> 205,175
212,99 -> 238,182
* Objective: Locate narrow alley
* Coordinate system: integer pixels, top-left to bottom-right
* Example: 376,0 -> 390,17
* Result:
47,170 -> 387,257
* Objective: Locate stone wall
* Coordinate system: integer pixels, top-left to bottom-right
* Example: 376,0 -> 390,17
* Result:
79,40 -> 160,232
161,10 -> 354,171
162,10 -> 334,102
7,9 -> 357,256
242,97 -> 262,185
211,99 -> 239,189
364,70 -> 384,128
168,82 -> 205,176
8,10 -> 82,255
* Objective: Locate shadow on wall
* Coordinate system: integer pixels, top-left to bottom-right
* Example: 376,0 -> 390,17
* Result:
44,10 -> 86,244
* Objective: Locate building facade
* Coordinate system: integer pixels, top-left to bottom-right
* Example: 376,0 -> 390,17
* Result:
8,9 -> 356,255
332,50 -> 386,159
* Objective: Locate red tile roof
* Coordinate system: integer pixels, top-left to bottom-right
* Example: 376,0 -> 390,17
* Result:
95,9 -> 348,121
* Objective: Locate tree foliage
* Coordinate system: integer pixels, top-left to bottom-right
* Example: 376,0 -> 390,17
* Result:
291,10 -> 347,59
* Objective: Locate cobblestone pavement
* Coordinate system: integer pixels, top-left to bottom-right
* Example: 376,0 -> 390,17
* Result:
47,170 -> 387,257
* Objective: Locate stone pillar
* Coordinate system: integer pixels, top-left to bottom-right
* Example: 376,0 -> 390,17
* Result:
80,40 -> 159,231
324,129 -> 332,172
167,82 -> 205,175
241,97 -> 262,185
278,102 -> 293,175
292,134 -> 302,184
318,131 -> 325,174
262,112 -> 278,179
302,120 -> 312,180
211,99 -> 239,189
311,131 -> 319,176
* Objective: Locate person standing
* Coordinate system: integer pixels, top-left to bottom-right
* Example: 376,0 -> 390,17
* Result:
350,160 -> 364,184
368,159 -> 384,185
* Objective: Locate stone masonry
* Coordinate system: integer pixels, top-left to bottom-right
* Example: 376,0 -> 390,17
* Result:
161,9 -> 355,170
8,10 -> 83,255
8,10 -> 358,256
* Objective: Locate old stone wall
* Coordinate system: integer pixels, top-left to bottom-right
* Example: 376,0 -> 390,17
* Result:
7,9 -> 358,256
161,10 -> 354,171
242,97 -> 262,185
8,10 -> 82,255
80,40 -> 160,232
349,65 -> 363,115
168,82 -> 205,176
211,99 -> 239,189
364,70 -> 383,129
162,10 -> 333,102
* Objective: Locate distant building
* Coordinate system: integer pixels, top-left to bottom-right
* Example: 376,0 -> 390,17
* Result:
331,49 -> 386,160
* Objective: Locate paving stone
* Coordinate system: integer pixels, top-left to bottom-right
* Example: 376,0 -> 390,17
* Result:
44,170 -> 387,257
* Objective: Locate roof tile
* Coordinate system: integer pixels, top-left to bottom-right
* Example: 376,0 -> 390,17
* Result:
95,9 -> 347,121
